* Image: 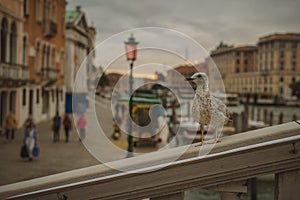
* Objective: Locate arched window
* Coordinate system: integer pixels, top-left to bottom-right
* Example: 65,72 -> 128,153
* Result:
22,36 -> 27,65
60,51 -> 65,74
42,44 -> 46,69
10,22 -> 17,64
36,41 -> 41,72
1,17 -> 8,62
52,48 -> 56,68
36,0 -> 42,22
46,45 -> 50,67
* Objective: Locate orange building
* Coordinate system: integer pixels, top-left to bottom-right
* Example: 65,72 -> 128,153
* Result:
0,0 -> 28,127
23,0 -> 67,122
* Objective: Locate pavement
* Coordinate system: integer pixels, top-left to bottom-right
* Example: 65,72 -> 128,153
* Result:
0,119 -> 99,186
0,96 -> 167,186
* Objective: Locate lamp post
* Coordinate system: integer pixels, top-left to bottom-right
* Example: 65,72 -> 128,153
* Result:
125,34 -> 138,157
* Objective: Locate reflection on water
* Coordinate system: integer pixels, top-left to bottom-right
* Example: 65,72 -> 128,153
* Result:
247,105 -> 300,123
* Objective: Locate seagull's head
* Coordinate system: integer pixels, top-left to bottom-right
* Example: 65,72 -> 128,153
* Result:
185,72 -> 209,88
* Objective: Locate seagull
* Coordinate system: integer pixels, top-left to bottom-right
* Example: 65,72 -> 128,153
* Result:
186,72 -> 230,145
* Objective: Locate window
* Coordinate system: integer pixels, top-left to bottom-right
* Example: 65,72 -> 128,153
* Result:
292,51 -> 296,59
280,87 -> 284,95
279,42 -> 285,49
236,67 -> 240,73
52,89 -> 54,102
292,77 -> 296,83
236,59 -> 240,64
36,41 -> 41,72
52,48 -> 56,68
22,36 -> 27,65
1,18 -> 8,62
280,61 -> 284,70
22,89 -> 26,106
42,44 -> 46,68
60,90 -> 63,101
292,61 -> 296,71
270,61 -> 273,70
52,4 -> 57,22
292,42 -> 297,49
47,46 -> 50,67
280,51 -> 284,58
10,22 -> 17,64
36,89 -> 40,104
270,77 -> 272,84
280,77 -> 284,82
23,0 -> 29,17
36,0 -> 42,22
60,51 -> 65,74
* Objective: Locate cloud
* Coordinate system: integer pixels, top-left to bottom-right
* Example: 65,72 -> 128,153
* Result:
67,0 -> 300,73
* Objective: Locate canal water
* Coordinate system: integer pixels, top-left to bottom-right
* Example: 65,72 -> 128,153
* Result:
247,104 -> 300,123
185,177 -> 274,200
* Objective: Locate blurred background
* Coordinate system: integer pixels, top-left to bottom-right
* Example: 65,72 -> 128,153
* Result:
0,0 -> 300,199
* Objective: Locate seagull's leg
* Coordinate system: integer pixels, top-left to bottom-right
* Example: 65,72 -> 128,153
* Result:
201,124 -> 205,145
195,124 -> 204,147
214,124 -> 221,143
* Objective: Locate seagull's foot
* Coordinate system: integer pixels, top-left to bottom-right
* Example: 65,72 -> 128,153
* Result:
195,139 -> 221,146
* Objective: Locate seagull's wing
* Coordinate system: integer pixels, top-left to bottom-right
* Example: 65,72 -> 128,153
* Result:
211,96 -> 230,121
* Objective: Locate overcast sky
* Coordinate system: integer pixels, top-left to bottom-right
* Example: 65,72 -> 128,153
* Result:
67,0 -> 300,75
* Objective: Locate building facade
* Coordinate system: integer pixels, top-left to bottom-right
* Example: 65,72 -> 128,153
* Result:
0,0 -> 28,128
257,33 -> 300,100
65,6 -> 96,113
211,43 -> 258,95
23,0 -> 67,123
211,33 -> 300,104
166,65 -> 198,87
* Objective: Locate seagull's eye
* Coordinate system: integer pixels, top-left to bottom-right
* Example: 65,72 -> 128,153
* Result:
197,74 -> 202,78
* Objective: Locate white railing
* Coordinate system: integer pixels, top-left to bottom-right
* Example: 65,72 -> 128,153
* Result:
0,63 -> 29,80
0,121 -> 300,200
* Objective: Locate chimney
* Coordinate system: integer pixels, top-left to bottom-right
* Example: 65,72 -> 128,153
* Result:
76,5 -> 81,12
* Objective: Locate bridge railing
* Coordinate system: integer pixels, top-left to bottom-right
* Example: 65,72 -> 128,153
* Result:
1,121 -> 300,200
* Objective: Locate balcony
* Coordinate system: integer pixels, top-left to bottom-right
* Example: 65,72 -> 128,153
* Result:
41,67 -> 57,81
0,62 -> 29,81
43,20 -> 57,38
260,70 -> 269,76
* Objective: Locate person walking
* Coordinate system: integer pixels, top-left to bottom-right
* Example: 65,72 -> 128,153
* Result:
24,123 -> 38,161
52,112 -> 61,142
5,111 -> 18,141
63,114 -> 72,143
77,114 -> 87,142
24,115 -> 35,130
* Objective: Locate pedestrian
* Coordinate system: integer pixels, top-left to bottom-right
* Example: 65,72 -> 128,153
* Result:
24,115 -> 35,130
24,123 -> 38,161
52,112 -> 61,142
63,114 -> 72,143
77,114 -> 87,142
5,111 -> 18,141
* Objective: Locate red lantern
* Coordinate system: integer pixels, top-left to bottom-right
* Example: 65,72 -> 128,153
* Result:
125,34 -> 138,61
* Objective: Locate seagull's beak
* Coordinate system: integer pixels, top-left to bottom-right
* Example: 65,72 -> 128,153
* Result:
185,77 -> 194,81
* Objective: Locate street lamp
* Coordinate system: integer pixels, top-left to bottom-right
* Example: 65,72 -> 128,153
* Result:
125,34 -> 138,157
